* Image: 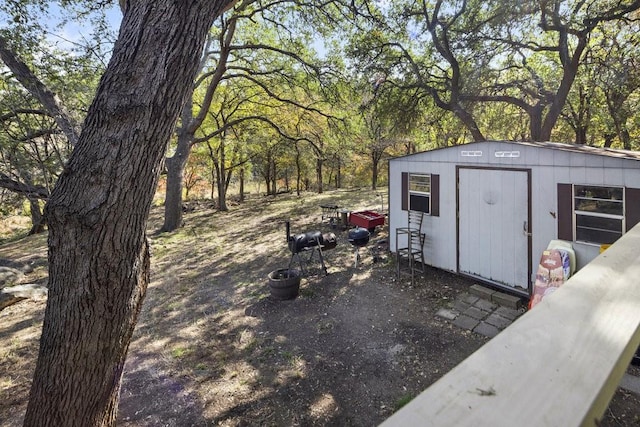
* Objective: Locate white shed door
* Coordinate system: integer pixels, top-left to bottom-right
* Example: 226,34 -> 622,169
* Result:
458,168 -> 530,292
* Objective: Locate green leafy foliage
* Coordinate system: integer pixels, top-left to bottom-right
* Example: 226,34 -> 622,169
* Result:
4,0 -> 640,231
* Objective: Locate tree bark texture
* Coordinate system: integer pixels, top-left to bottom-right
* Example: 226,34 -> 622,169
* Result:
371,152 -> 379,191
27,198 -> 46,235
162,131 -> 192,232
316,158 -> 323,194
23,1 -> 237,426
270,156 -> 277,195
295,144 -> 302,196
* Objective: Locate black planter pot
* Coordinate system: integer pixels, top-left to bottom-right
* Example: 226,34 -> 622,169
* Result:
268,268 -> 301,300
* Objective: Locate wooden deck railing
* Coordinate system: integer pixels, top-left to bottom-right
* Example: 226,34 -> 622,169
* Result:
381,223 -> 640,427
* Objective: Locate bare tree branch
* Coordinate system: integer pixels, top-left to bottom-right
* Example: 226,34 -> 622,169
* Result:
0,35 -> 80,146
0,173 -> 49,199
0,109 -> 50,122
193,114 -> 312,144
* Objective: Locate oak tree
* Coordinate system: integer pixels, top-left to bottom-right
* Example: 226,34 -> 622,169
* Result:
21,1 -> 238,425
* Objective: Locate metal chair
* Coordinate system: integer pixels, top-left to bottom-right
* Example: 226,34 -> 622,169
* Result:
320,204 -> 339,226
395,210 -> 425,283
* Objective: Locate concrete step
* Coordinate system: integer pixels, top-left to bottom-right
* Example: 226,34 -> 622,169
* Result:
469,284 -> 526,310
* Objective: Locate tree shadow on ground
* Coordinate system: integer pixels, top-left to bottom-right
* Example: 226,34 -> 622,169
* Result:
5,189 -> 639,426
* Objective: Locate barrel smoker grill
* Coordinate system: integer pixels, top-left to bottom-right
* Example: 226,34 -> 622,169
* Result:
286,222 -> 337,276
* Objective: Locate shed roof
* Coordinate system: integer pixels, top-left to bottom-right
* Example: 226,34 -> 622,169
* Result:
392,140 -> 640,161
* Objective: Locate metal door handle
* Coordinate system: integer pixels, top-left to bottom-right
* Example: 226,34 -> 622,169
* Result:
523,221 -> 532,237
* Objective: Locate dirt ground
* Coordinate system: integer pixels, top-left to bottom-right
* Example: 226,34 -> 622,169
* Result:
1,189 -> 640,426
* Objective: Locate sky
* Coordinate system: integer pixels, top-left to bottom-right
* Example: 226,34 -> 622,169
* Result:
44,4 -> 122,55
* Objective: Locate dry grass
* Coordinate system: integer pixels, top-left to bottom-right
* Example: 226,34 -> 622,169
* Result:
0,216 -> 31,245
1,188 -> 638,426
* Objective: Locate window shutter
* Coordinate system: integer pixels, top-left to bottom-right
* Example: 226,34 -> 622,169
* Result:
625,187 -> 640,232
401,172 -> 408,211
431,174 -> 440,217
557,183 -> 573,240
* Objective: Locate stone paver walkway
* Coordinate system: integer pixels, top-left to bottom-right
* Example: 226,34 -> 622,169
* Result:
436,285 -> 527,338
435,284 -> 640,400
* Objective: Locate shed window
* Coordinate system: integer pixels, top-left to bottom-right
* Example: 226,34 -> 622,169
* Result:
574,185 -> 624,245
409,174 -> 431,214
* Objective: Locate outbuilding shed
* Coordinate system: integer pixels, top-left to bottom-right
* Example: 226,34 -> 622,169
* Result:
388,140 -> 640,296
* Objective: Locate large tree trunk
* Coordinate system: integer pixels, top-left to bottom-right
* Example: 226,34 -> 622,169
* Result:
603,133 -> 615,148
27,197 -> 46,235
539,32 -> 586,142
371,152 -> 379,191
160,20 -> 236,231
606,93 -> 633,150
575,125 -> 588,145
621,129 -> 631,150
215,163 -> 228,211
316,158 -> 323,194
217,136 -> 228,211
162,131 -> 192,231
295,143 -> 302,196
238,166 -> 245,202
453,106 -> 485,142
262,151 -> 272,195
23,2 -> 236,426
528,105 -> 544,142
270,157 -> 277,195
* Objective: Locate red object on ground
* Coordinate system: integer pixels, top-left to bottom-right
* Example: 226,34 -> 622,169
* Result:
349,211 -> 385,230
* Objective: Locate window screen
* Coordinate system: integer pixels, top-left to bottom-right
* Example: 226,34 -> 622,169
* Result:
574,185 -> 624,244
409,174 -> 431,214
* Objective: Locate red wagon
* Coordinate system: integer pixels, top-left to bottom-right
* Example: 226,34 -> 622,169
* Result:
349,210 -> 385,232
